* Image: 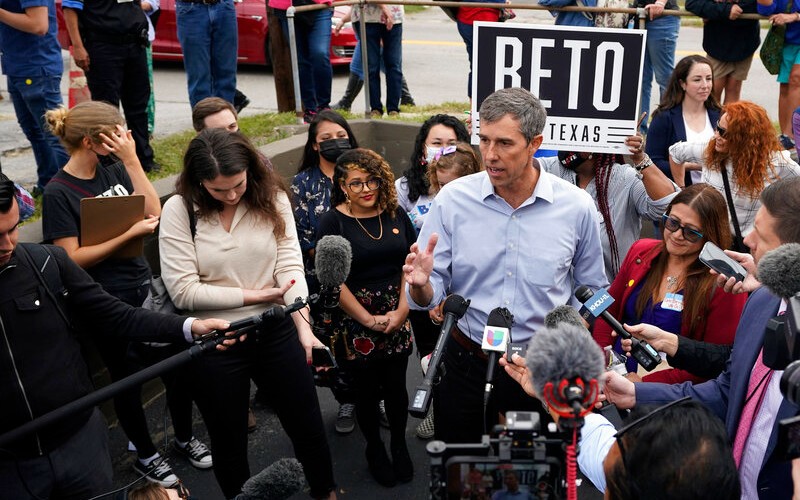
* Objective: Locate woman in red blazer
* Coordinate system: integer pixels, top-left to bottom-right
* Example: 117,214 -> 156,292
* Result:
593,183 -> 747,384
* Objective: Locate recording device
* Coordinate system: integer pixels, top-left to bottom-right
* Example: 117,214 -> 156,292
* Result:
427,411 -> 565,500
575,285 -> 661,372
235,458 -> 306,500
313,235 -> 352,330
483,307 -> 513,402
311,345 -> 337,368
759,243 -> 800,370
526,323 -> 604,421
699,241 -> 747,283
507,343 -> 527,359
776,360 -> 800,460
196,298 -> 307,343
409,294 -> 470,418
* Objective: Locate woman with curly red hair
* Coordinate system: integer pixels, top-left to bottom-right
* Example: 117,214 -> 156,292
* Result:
669,101 -> 800,250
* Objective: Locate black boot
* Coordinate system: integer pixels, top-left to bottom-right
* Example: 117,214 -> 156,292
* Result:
400,76 -> 415,107
333,73 -> 363,112
233,89 -> 250,114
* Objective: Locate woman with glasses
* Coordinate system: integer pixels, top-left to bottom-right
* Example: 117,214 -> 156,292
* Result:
669,101 -> 800,250
646,55 -> 722,188
158,129 -> 337,499
317,148 -> 417,487
592,184 -> 748,384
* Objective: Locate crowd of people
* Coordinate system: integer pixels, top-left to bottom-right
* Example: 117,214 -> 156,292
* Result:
5,1 -> 800,499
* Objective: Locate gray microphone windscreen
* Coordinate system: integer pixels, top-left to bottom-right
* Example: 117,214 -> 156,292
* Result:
544,305 -> 585,330
314,235 -> 352,289
240,457 -> 305,500
525,324 -> 605,398
757,243 -> 800,299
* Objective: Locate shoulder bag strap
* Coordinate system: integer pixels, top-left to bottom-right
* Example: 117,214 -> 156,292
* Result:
48,177 -> 96,198
16,243 -> 73,329
719,167 -> 744,243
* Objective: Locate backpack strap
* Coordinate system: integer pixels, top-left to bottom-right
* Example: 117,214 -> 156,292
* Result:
16,243 -> 72,328
184,199 -> 197,241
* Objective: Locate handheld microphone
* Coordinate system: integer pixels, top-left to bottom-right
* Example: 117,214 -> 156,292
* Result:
197,298 -> 307,344
526,323 -> 605,420
408,294 -> 470,418
575,285 -> 661,372
482,307 -> 513,401
235,458 -> 305,500
758,243 -> 800,369
314,235 -> 352,327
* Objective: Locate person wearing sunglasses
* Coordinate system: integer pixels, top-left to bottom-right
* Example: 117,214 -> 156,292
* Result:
317,148 -> 417,487
593,184 -> 747,385
541,135 -> 677,281
668,101 -> 800,252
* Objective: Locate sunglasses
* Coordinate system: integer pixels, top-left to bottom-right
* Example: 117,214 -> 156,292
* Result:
433,145 -> 458,162
662,214 -> 704,243
614,397 -> 692,471
715,122 -> 727,138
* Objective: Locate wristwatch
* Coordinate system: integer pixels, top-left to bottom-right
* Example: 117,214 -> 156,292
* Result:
634,156 -> 653,179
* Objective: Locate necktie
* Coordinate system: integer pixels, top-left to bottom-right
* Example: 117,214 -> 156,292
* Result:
732,349 -> 774,468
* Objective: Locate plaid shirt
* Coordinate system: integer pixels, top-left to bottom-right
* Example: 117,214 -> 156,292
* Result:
669,141 -> 800,235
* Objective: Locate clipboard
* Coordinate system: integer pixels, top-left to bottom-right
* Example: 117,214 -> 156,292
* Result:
80,195 -> 145,259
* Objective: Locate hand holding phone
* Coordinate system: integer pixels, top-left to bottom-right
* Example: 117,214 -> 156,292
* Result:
699,242 -> 748,283
311,346 -> 337,368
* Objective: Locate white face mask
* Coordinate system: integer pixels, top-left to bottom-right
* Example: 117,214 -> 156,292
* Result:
424,145 -> 442,164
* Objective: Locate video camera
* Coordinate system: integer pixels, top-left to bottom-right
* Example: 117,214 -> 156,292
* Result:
427,411 -> 567,500
765,294 -> 800,460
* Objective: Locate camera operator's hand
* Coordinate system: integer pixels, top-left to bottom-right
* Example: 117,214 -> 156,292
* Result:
623,323 -> 679,356
500,353 -> 536,398
711,249 -> 760,294
598,371 -> 636,409
190,318 -> 239,350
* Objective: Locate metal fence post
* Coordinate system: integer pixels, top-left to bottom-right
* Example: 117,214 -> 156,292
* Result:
358,1 -> 371,118
286,6 -> 304,124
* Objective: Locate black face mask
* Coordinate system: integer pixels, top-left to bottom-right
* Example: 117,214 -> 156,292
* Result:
558,150 -> 590,171
318,138 -> 352,162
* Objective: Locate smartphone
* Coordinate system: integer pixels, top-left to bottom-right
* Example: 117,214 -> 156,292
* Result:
311,346 -> 337,368
699,242 -> 747,283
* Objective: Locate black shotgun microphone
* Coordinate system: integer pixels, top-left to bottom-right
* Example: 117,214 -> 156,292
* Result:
235,458 -> 306,500
482,307 -> 513,403
314,235 -> 352,329
408,294 -> 470,418
575,285 -> 661,371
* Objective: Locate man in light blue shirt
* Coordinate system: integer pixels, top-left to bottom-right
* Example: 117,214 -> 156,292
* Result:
404,87 -> 608,444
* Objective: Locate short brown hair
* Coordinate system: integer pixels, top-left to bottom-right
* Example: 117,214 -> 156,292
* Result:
192,97 -> 237,132
760,176 -> 800,244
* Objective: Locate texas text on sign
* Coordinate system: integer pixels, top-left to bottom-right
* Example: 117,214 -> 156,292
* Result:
471,22 -> 646,155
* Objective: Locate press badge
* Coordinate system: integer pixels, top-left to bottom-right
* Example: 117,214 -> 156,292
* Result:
662,293 -> 684,312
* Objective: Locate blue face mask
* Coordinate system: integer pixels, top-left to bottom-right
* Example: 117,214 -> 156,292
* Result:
425,145 -> 443,164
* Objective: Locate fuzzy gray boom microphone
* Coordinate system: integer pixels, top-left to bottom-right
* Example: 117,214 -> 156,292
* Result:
757,243 -> 800,299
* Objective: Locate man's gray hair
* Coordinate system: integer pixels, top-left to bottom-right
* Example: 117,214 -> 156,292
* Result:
478,88 -> 547,144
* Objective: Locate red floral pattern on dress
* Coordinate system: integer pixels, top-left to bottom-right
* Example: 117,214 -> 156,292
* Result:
353,336 -> 375,356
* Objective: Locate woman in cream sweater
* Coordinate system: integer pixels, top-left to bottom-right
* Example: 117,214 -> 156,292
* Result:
158,129 -> 336,499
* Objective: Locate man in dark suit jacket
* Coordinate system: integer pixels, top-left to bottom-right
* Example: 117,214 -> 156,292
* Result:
601,176 -> 800,499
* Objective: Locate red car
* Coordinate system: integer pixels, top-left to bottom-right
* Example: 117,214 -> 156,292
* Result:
56,0 -> 356,67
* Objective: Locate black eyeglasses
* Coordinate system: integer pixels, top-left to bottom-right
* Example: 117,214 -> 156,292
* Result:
662,214 -> 704,243
715,121 -> 727,138
614,397 -> 692,471
346,177 -> 381,193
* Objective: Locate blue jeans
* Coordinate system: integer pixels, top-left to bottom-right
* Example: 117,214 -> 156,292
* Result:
278,9 -> 332,111
7,75 -> 69,189
456,21 -> 474,98
354,21 -> 403,113
176,0 -> 238,107
639,15 -> 679,134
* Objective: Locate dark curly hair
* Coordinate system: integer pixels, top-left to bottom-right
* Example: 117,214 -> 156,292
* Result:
331,148 -> 398,217
298,110 -> 359,173
404,114 -> 469,203
177,129 -> 289,237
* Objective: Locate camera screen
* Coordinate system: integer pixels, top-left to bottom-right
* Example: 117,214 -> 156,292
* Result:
444,458 -> 555,499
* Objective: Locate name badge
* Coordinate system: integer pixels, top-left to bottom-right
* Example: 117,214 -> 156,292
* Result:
662,292 -> 684,312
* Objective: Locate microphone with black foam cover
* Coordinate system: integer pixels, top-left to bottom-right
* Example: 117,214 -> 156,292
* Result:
758,243 -> 800,369
482,307 -> 513,403
526,323 -> 605,419
575,285 -> 661,372
314,235 -> 352,328
544,304 -> 586,330
235,458 -> 305,500
408,294 -> 470,418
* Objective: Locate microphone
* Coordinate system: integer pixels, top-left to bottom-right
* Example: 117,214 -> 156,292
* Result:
482,307 -> 513,402
757,243 -> 800,369
526,323 -> 605,419
235,458 -> 305,500
408,294 -> 470,418
575,285 -> 661,372
197,299 -> 308,344
544,304 -> 585,330
314,235 -> 352,328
